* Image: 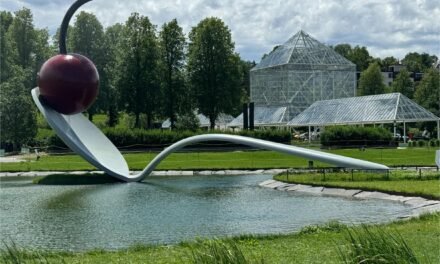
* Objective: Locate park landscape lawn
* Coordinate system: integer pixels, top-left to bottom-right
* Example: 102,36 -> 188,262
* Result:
1,213 -> 439,263
0,147 -> 437,172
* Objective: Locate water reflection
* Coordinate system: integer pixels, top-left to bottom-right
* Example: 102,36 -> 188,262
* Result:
0,174 -> 412,251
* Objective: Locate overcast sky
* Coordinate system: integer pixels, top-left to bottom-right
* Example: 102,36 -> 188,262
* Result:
2,0 -> 439,62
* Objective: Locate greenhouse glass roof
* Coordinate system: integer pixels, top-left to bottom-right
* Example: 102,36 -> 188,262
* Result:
252,30 -> 354,71
287,93 -> 439,127
228,106 -> 287,127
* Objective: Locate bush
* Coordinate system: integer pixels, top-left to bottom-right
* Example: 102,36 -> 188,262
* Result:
417,140 -> 426,147
320,126 -> 393,147
35,128 -> 292,149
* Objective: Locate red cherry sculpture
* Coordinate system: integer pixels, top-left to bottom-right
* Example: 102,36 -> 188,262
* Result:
38,0 -> 98,115
38,53 -> 99,115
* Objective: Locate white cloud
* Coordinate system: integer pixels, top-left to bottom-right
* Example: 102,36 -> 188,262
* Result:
3,0 -> 439,61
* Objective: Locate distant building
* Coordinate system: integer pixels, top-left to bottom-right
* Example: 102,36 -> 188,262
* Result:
380,64 -> 423,87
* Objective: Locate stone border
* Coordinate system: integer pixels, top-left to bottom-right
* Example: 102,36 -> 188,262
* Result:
259,179 -> 440,218
0,169 -> 288,178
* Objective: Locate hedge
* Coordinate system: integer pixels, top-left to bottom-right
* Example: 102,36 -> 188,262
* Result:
320,126 -> 394,147
33,128 -> 292,150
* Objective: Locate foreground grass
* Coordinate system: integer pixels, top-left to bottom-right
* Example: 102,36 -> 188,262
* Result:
0,148 -> 436,172
274,170 -> 440,199
1,214 -> 438,263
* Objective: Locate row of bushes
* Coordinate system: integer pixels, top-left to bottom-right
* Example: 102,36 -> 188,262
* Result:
408,139 -> 440,147
320,126 -> 394,147
33,128 -> 292,149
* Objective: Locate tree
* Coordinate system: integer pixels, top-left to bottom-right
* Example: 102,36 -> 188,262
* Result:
414,69 -> 440,117
188,17 -> 242,129
390,69 -> 414,98
333,43 -> 352,58
380,56 -> 399,71
0,11 -> 14,82
159,19 -> 187,129
70,11 -> 105,121
348,46 -> 372,72
118,13 -> 160,128
402,52 -> 437,73
103,23 -> 125,127
0,69 -> 37,151
358,62 -> 386,95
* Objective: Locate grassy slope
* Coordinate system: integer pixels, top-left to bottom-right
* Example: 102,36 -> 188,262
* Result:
7,214 -> 439,263
0,148 -> 436,172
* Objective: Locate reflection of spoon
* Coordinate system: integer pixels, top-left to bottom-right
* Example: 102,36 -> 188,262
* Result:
32,87 -> 389,182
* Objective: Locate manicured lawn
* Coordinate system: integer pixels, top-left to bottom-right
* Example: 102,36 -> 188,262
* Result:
0,147 -> 437,172
2,214 -> 438,263
274,170 -> 440,199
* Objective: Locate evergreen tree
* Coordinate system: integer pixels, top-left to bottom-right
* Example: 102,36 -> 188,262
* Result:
358,62 -> 386,95
188,17 -> 241,129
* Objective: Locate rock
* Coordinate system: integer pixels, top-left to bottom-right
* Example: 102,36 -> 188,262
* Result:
296,186 -> 324,194
354,191 -> 395,200
321,188 -> 362,197
259,180 -> 277,186
285,184 -> 312,191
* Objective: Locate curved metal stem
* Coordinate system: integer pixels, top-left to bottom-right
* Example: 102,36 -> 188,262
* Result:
59,0 -> 92,54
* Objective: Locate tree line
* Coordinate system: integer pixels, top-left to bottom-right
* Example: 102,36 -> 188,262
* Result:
0,8 -> 255,149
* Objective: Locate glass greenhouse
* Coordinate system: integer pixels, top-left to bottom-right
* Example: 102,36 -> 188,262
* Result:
250,30 -> 356,121
162,113 -> 234,129
227,106 -> 287,128
287,93 -> 440,140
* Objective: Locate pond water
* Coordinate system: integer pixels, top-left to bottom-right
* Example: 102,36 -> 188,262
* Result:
0,174 -> 412,251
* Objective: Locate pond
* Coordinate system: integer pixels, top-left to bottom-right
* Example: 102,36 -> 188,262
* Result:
0,174 -> 412,251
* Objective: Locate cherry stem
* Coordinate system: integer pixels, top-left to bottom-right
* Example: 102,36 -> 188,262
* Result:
59,0 -> 92,54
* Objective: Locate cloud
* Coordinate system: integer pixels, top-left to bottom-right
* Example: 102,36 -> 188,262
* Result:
3,0 -> 439,61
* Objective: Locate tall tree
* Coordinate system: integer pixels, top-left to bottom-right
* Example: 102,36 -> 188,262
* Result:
103,23 -> 124,127
70,11 -> 105,121
402,52 -> 437,73
414,69 -> 440,117
0,69 -> 37,151
391,69 -> 414,98
159,19 -> 187,129
358,62 -> 386,95
0,11 -> 14,82
118,13 -> 160,128
188,17 -> 241,129
348,46 -> 372,72
380,56 -> 399,71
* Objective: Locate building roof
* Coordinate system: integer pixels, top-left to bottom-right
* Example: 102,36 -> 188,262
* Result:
252,30 -> 355,71
287,93 -> 439,127
228,106 -> 287,127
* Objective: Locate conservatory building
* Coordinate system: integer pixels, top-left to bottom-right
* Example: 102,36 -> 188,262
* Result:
249,30 -> 356,123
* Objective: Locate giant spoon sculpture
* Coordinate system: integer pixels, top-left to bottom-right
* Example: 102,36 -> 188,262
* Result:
32,0 -> 389,182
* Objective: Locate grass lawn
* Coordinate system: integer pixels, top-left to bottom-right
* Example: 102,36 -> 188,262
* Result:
274,170 -> 440,199
2,213 -> 438,263
0,147 -> 437,172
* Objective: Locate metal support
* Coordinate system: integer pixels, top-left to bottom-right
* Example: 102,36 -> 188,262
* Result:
437,120 -> 439,140
393,121 -> 397,137
403,121 -> 406,143
308,126 -> 311,144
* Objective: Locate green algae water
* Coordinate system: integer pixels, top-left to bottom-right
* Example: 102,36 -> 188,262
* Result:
0,174 -> 411,251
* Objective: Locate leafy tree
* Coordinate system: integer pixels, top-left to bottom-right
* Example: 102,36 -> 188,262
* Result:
0,70 -> 37,151
0,11 -> 14,82
103,23 -> 124,127
70,11 -> 105,121
391,69 -> 414,98
7,8 -> 36,70
159,19 -> 187,129
414,69 -> 440,117
348,46 -> 372,72
333,43 -> 352,58
188,17 -> 241,129
118,13 -> 160,128
402,52 -> 437,73
358,62 -> 386,95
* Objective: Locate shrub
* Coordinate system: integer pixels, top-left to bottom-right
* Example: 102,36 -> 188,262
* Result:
417,140 -> 426,147
320,126 -> 393,147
